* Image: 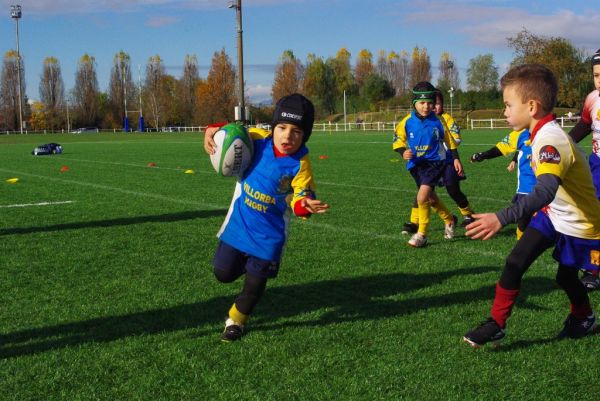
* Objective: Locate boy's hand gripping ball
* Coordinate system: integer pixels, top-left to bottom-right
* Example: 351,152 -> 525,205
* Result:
210,123 -> 254,177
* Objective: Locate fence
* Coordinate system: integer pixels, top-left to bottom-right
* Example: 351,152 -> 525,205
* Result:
313,121 -> 396,132
469,116 -> 580,130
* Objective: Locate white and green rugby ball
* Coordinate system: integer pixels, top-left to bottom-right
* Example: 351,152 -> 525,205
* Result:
210,123 -> 254,177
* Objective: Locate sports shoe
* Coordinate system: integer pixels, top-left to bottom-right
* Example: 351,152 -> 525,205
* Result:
221,318 -> 244,342
401,222 -> 418,235
460,216 -> 475,228
581,272 -> 600,291
463,317 -> 506,348
556,314 -> 597,339
408,232 -> 427,248
444,215 -> 458,239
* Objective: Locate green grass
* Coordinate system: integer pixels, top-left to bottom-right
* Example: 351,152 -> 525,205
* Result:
0,130 -> 598,401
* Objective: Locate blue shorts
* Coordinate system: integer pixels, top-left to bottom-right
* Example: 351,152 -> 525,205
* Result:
409,161 -> 446,187
440,161 -> 466,186
528,211 -> 600,271
213,241 -> 280,279
589,153 -> 600,199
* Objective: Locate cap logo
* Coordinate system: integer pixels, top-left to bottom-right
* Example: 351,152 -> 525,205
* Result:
281,111 -> 302,121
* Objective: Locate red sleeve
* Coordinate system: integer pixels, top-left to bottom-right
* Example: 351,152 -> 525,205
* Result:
293,198 -> 312,218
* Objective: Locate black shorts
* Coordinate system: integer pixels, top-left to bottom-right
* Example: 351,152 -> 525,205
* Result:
409,161 -> 446,187
213,241 -> 280,279
440,161 -> 466,186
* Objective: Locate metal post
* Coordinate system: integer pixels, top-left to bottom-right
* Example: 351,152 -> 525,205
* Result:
343,90 -> 347,132
229,0 -> 245,122
11,5 -> 23,134
448,86 -> 454,117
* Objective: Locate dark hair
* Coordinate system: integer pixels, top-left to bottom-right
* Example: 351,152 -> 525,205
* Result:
500,64 -> 557,115
592,49 -> 600,67
272,93 -> 315,143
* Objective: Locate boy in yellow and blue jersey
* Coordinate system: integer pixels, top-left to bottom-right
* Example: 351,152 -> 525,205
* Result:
204,94 -> 329,342
464,64 -> 600,347
393,81 -> 463,247
471,128 -> 535,238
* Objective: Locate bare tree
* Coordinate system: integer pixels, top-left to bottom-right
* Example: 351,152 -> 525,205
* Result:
409,46 -> 432,87
178,54 -> 199,125
72,54 -> 99,127
0,50 -> 25,130
144,55 -> 166,129
39,56 -> 65,131
437,52 -> 460,93
108,51 -> 136,129
272,50 -> 303,103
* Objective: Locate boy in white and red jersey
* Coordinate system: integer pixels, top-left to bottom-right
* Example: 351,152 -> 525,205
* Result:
568,48 -> 600,290
462,64 -> 600,347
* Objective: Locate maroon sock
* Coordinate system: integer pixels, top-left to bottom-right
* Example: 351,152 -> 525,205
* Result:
491,282 -> 520,328
570,301 -> 593,319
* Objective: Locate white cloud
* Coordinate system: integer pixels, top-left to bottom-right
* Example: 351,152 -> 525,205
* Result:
247,83 -> 271,103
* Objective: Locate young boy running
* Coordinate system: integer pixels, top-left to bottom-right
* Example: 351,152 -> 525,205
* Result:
470,128 -> 535,238
204,94 -> 329,342
568,48 -> 600,290
463,64 -> 600,347
393,81 -> 463,247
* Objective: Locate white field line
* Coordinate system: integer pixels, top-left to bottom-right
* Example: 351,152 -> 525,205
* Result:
56,156 -> 212,174
0,200 -> 75,208
0,168 -> 224,209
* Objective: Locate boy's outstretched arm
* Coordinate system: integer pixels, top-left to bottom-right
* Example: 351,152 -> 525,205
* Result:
466,173 -> 560,240
303,198 -> 329,214
470,146 -> 503,162
203,122 -> 228,155
568,119 -> 592,143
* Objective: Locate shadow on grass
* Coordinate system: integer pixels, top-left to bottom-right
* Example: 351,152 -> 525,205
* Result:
0,265 -> 556,358
0,209 -> 227,236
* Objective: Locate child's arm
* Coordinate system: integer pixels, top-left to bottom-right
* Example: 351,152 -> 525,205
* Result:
470,146 -> 503,162
203,122 -> 228,155
392,117 -> 411,159
506,152 -> 518,172
290,156 -> 329,217
568,119 -> 592,143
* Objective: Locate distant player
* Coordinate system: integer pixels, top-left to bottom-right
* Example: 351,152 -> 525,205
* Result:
470,128 -> 535,238
204,94 -> 329,342
463,64 -> 600,347
567,48 -> 600,290
393,81 -> 463,247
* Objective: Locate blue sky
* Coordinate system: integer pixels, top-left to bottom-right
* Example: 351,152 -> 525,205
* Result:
1,0 -> 599,104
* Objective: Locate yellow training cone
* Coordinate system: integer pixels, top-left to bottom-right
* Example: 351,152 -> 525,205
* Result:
184,169 -> 195,174
6,178 -> 19,183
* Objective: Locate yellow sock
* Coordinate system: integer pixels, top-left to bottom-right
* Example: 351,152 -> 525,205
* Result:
410,207 -> 419,225
417,201 -> 431,235
432,199 -> 453,224
228,303 -> 249,325
459,205 -> 474,217
516,227 -> 523,240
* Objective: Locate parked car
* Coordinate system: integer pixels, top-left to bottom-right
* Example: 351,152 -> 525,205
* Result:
72,127 -> 99,134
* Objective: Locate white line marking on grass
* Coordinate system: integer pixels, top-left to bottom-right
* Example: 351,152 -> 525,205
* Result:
0,169 -> 224,209
57,157 -> 212,174
0,200 -> 75,208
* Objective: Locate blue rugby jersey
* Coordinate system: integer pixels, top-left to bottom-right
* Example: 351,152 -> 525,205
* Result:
496,129 -> 535,194
217,129 -> 316,261
393,111 -> 457,170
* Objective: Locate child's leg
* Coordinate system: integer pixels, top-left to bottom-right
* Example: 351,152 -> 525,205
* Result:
416,185 -> 433,235
213,241 -> 246,283
556,264 -> 593,318
429,192 -> 454,224
445,181 -> 474,217
229,274 -> 268,326
492,227 -> 554,327
409,197 -> 419,225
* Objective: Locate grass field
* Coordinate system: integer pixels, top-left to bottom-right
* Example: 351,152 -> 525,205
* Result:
1,129 -> 598,401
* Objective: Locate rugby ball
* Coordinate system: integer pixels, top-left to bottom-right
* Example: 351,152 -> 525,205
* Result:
210,123 -> 253,177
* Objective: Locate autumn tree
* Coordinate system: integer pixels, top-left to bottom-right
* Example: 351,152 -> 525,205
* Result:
195,49 -> 237,124
178,54 -> 200,125
72,53 -> 99,127
272,50 -> 303,103
303,54 -> 336,115
409,46 -> 432,87
437,52 -> 459,93
466,54 -> 498,91
507,29 -> 587,106
0,50 -> 25,130
354,49 -> 374,88
330,47 -> 355,97
388,50 -> 410,95
39,56 -> 65,131
108,51 -> 136,129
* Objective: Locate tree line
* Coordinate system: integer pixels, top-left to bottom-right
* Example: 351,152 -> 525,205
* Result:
0,29 -> 594,132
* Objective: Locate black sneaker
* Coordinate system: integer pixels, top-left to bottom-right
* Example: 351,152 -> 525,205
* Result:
221,318 -> 244,342
581,272 -> 600,291
460,216 -> 475,228
401,222 -> 418,235
557,314 -> 597,339
463,317 -> 506,348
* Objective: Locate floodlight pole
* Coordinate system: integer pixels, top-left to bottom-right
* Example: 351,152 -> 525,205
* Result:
11,5 -> 24,134
229,0 -> 245,122
448,87 -> 454,117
